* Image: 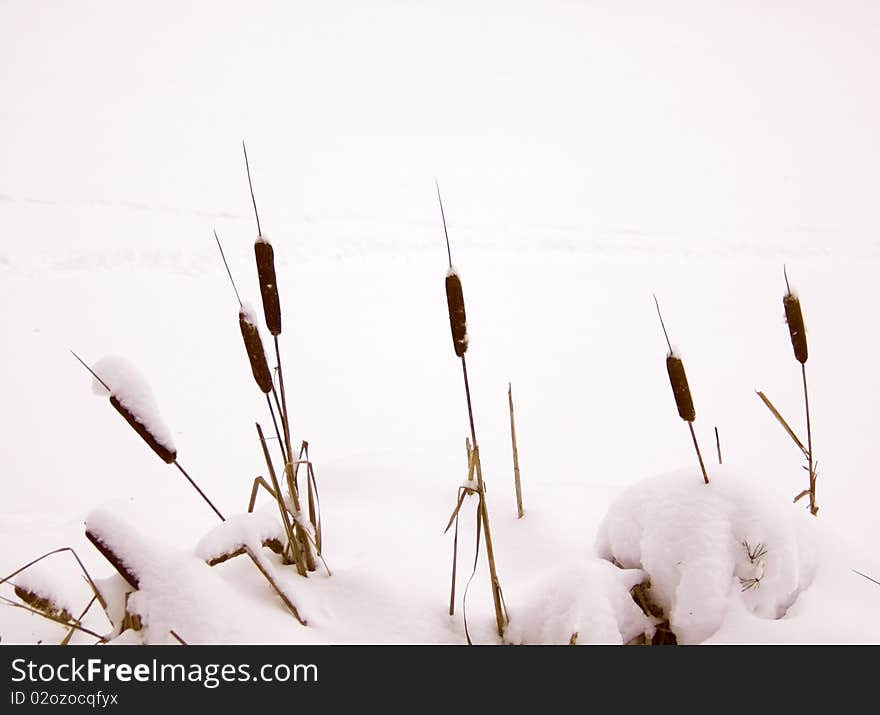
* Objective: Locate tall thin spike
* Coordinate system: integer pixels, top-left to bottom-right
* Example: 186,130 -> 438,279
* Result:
435,178 -> 452,268
70,351 -> 111,393
213,229 -> 243,308
653,294 -> 674,353
243,141 -> 262,237
784,265 -> 791,294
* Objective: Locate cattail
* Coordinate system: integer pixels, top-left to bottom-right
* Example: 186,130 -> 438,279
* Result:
243,143 -> 282,336
446,268 -> 469,357
109,396 -> 176,464
654,296 -> 709,484
239,306 -> 273,394
85,529 -> 140,590
666,353 -> 695,422
783,286 -> 808,364
13,586 -> 72,622
255,238 -> 282,337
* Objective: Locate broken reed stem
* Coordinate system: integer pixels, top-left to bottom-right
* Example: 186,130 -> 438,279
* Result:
243,546 -> 305,625
688,423 -> 709,485
256,423 -> 306,576
508,382 -> 524,518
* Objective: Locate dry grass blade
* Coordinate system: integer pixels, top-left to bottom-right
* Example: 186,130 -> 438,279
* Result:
0,595 -> 109,642
256,423 -> 305,575
756,390 -> 808,457
0,547 -> 107,612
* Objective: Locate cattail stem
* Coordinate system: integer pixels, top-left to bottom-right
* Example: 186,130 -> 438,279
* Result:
461,357 -> 478,449
471,445 -> 507,637
173,461 -> 226,521
688,423 -> 709,485
266,394 -> 288,466
802,364 -> 817,515
459,358 -> 506,636
508,383 -> 524,519
715,426 -> 722,465
274,338 -> 294,457
256,423 -> 302,572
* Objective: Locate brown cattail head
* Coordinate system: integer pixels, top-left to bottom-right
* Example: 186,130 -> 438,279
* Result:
14,586 -> 73,622
110,395 -> 177,464
445,268 -> 468,357
666,352 -> 695,422
783,292 -> 808,364
85,529 -> 140,590
239,307 -> 273,394
254,237 -> 282,336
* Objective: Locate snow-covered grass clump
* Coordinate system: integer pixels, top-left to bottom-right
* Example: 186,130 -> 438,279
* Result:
595,466 -> 807,644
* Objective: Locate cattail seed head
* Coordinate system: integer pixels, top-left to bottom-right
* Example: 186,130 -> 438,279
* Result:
110,395 -> 177,464
85,529 -> 140,590
445,269 -> 468,357
666,353 -> 696,422
14,586 -> 73,622
783,292 -> 808,364
239,307 -> 273,394
255,238 -> 282,337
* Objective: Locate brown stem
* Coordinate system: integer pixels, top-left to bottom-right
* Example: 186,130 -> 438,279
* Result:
802,364 -> 818,516
508,383 -> 524,518
688,422 -> 709,484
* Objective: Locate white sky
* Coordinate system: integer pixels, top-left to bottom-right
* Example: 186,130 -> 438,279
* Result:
1,1 -> 879,247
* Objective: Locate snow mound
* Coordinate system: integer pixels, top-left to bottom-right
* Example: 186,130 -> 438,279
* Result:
90,356 -> 176,456
86,508 -> 301,644
196,507 -> 286,564
505,559 -> 654,645
594,466 -> 804,644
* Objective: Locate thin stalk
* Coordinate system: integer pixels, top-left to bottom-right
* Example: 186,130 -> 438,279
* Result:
242,141 -> 262,237
173,461 -> 226,521
471,444 -> 507,638
256,423 -> 306,575
60,594 -> 98,646
508,382 -> 524,518
0,595 -> 108,641
243,546 -> 305,625
266,394 -> 288,466
460,356 -> 506,637
688,423 -> 709,485
715,426 -> 722,465
273,336 -> 315,572
802,364 -> 817,515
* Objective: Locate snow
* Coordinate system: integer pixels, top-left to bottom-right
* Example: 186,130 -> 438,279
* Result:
3,1 -> 880,647
12,564 -> 77,619
89,355 -> 177,457
195,506 -> 286,564
238,301 -> 261,328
